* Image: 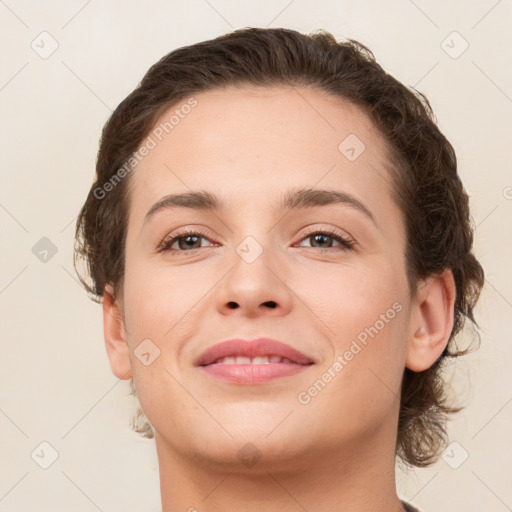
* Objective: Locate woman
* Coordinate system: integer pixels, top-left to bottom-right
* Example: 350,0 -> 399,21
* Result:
74,27 -> 484,512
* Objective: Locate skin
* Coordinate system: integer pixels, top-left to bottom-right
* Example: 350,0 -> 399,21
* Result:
102,85 -> 456,512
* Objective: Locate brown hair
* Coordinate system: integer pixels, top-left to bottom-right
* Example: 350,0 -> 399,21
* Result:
73,27 -> 485,468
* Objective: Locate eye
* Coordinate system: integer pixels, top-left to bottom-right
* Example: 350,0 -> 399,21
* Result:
294,228 -> 355,251
157,228 -> 217,255
157,227 -> 355,255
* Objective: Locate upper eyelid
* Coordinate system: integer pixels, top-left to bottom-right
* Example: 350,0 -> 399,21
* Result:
159,225 -> 355,251
163,225 -> 352,241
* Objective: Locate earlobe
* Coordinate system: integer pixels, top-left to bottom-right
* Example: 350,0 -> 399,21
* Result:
406,269 -> 456,372
103,283 -> 132,380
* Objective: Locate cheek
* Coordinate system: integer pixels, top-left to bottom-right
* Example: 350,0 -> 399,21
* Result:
299,308 -> 406,444
122,258 -> 218,377
120,264 -> 201,428
295,256 -> 404,337
123,256 -> 199,330
330,264 -> 407,377
296,261 -> 407,418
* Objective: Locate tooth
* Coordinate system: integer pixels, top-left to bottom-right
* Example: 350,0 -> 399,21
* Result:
252,356 -> 270,364
234,356 -> 251,364
211,355 -> 297,365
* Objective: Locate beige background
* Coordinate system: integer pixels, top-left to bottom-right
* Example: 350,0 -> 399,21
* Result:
1,1 -> 511,511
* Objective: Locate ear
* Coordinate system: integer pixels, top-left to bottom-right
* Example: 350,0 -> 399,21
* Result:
103,283 -> 132,380
406,268 -> 457,372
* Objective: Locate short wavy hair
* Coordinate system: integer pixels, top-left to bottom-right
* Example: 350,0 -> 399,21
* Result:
73,27 -> 485,468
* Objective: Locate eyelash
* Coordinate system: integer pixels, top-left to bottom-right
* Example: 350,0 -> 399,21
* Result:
157,227 -> 356,256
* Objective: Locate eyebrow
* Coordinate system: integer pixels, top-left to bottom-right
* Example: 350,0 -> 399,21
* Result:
144,188 -> 378,228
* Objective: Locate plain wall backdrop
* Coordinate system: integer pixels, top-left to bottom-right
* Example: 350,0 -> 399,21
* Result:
1,1 -> 511,511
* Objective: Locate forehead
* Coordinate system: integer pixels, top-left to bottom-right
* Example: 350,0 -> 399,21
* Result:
126,85 -> 398,230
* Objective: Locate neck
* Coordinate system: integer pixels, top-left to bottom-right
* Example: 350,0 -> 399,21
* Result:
155,411 -> 406,512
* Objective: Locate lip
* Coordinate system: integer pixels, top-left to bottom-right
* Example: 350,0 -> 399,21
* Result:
194,337 -> 315,384
194,338 -> 315,366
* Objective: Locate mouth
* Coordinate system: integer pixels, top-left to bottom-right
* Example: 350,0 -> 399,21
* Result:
194,338 -> 315,384
207,355 -> 304,365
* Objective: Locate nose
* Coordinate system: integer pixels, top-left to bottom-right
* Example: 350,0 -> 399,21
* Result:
214,238 -> 294,318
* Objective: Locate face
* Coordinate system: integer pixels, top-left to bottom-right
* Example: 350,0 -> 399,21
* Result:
113,85 -> 414,471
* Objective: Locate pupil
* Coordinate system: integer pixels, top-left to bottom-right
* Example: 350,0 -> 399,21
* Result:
181,235 -> 200,249
313,234 -> 331,248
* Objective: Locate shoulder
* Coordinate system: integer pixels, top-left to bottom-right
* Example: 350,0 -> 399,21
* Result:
401,500 -> 422,512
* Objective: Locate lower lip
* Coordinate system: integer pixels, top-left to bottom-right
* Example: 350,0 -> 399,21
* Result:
199,363 -> 313,384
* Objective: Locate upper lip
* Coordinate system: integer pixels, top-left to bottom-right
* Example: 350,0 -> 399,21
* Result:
194,338 -> 315,366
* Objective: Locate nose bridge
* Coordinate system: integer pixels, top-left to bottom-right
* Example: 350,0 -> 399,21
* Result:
225,201 -> 275,253
231,229 -> 277,281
